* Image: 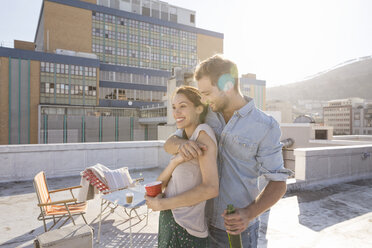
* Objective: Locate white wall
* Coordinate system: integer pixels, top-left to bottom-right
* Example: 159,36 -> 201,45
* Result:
294,145 -> 372,186
0,141 -> 171,183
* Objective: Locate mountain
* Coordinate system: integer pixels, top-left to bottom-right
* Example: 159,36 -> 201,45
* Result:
267,56 -> 372,103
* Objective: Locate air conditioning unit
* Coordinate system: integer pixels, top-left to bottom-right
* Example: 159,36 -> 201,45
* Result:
171,67 -> 181,77
55,49 -> 76,56
76,52 -> 98,59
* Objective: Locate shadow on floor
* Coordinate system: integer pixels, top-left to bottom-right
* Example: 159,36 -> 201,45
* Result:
288,179 -> 372,232
93,220 -> 157,248
0,218 -> 157,248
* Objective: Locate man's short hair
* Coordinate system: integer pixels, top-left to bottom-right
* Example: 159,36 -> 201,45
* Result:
194,54 -> 239,91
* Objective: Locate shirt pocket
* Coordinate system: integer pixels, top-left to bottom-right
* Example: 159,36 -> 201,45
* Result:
229,136 -> 258,161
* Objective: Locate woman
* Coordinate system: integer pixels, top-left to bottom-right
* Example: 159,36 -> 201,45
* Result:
145,86 -> 219,247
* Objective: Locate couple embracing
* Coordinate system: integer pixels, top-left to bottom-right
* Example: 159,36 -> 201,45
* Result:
145,55 -> 292,247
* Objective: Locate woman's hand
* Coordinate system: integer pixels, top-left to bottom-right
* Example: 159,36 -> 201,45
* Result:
145,193 -> 165,211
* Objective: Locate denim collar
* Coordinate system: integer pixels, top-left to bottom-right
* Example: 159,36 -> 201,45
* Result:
236,96 -> 255,117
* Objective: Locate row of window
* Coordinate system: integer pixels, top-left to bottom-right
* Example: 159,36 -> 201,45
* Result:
332,124 -> 351,127
93,29 -> 196,52
40,82 -> 97,96
41,62 -> 97,77
41,106 -> 139,117
99,87 -> 165,102
97,54 -> 193,70
324,108 -> 351,112
140,108 -> 167,118
41,74 -> 96,86
324,113 -> 350,116
93,23 -> 192,43
93,11 -> 197,40
325,118 -> 350,122
40,96 -> 96,106
100,71 -> 167,86
93,43 -> 195,60
94,45 -> 194,63
353,129 -> 372,135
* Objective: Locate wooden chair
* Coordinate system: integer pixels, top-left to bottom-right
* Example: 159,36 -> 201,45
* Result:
33,171 -> 88,232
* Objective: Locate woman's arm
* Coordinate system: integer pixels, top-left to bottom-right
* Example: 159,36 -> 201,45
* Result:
146,130 -> 218,211
156,154 -> 184,190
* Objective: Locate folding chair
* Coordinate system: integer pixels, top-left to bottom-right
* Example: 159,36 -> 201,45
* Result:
34,171 -> 88,232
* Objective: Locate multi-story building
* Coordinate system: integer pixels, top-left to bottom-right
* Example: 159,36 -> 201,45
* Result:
0,0 -> 223,144
323,98 -> 364,135
352,102 -> 372,135
239,73 -> 266,110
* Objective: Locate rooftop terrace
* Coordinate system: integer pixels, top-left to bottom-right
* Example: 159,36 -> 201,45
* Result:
1,168 -> 372,248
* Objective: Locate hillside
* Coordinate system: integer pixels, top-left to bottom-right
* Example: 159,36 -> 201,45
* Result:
267,56 -> 372,103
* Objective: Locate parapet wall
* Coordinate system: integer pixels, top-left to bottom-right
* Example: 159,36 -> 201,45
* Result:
294,144 -> 372,186
0,141 -> 171,183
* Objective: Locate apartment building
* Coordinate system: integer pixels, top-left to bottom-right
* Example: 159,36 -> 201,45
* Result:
239,73 -> 266,110
352,103 -> 372,135
0,0 -> 223,144
323,98 -> 364,135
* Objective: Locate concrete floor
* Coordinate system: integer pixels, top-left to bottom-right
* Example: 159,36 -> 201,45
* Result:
0,168 -> 372,248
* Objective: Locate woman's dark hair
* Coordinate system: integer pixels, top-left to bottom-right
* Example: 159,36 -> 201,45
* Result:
173,85 -> 208,124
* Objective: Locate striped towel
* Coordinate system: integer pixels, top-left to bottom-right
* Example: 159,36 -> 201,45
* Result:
103,167 -> 134,190
78,163 -> 134,201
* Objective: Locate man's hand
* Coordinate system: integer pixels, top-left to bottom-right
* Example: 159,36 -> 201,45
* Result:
145,193 -> 164,211
171,153 -> 185,165
222,207 -> 254,235
178,140 -> 207,161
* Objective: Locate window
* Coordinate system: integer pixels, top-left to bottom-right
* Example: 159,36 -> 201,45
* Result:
118,89 -> 126,100
142,5 -> 150,16
315,130 -> 328,140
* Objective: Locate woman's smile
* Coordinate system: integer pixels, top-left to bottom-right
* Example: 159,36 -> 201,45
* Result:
176,117 -> 186,123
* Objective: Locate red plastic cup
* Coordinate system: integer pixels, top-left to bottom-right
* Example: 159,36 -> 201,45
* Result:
145,181 -> 162,197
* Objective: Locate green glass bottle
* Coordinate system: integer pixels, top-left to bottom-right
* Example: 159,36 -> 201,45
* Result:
226,204 -> 243,248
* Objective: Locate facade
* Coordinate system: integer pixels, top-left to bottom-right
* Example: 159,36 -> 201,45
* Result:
239,73 -> 266,110
352,103 -> 372,135
323,98 -> 364,135
0,0 -> 223,145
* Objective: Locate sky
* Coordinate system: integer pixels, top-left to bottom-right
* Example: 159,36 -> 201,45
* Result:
1,0 -> 372,87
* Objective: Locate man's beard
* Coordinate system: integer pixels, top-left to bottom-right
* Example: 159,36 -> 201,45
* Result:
211,96 -> 229,113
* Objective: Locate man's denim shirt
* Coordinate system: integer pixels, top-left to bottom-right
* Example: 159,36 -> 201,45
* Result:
175,97 -> 293,230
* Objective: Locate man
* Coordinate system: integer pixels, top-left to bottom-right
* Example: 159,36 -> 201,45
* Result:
164,55 -> 293,247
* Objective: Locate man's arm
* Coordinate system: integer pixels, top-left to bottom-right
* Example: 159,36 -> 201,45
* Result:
223,181 -> 286,234
164,135 -> 186,155
223,118 -> 292,234
146,131 -> 218,211
164,134 -> 207,161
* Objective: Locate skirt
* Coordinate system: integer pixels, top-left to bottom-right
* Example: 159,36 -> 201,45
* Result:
158,210 -> 209,248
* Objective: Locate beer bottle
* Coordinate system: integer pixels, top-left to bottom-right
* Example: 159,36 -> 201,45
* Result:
226,204 -> 243,248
